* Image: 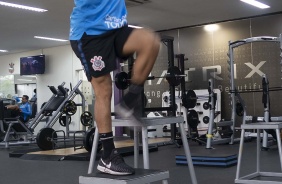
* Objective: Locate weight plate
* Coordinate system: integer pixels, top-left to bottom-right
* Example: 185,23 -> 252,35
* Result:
187,109 -> 199,128
83,128 -> 102,153
63,100 -> 77,116
203,102 -> 209,110
80,111 -> 93,126
203,116 -> 210,124
166,66 -> 182,86
36,127 -> 57,150
115,72 -> 129,90
182,90 -> 197,109
59,115 -> 71,127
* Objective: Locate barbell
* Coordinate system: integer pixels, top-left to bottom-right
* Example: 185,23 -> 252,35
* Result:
115,66 -> 186,90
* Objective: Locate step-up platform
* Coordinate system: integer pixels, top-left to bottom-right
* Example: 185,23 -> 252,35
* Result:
176,142 -> 238,167
81,116 -> 198,184
235,122 -> 282,183
175,154 -> 237,167
79,169 -> 169,184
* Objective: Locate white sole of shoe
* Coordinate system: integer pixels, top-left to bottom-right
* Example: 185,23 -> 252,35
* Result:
97,165 -> 133,175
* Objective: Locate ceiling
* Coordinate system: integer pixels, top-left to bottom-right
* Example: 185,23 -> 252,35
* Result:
0,0 -> 282,56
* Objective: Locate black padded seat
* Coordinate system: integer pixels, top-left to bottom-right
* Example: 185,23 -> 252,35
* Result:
44,96 -> 65,111
10,122 -> 28,133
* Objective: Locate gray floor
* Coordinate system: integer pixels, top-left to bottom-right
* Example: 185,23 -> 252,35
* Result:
0,140 -> 281,184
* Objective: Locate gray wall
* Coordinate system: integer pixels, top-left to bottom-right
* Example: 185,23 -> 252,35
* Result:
145,14 -> 282,121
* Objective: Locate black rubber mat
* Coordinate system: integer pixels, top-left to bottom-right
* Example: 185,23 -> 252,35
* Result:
175,154 -> 238,167
20,154 -> 64,161
175,142 -> 239,167
9,147 -> 42,158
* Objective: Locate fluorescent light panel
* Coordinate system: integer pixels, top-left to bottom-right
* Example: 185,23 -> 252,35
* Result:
34,36 -> 68,42
0,49 -> 8,52
240,0 -> 270,9
17,79 -> 33,82
204,24 -> 219,32
22,76 -> 37,78
0,1 -> 47,12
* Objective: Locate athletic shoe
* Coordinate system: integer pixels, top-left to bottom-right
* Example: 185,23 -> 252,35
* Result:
97,149 -> 135,175
115,94 -> 142,124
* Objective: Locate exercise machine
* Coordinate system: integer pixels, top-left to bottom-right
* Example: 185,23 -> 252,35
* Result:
204,79 -> 244,149
0,82 -> 67,148
36,80 -> 83,150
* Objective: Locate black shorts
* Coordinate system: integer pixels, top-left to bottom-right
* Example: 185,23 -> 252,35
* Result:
70,26 -> 134,81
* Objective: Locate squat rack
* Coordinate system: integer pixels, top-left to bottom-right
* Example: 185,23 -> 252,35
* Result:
227,34 -> 282,144
228,34 -> 282,184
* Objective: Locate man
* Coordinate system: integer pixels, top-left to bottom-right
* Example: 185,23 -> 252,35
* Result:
32,89 -> 37,99
70,0 -> 160,175
6,95 -> 32,123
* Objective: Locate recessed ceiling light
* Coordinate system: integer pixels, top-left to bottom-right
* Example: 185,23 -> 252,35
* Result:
0,1 -> 47,12
240,0 -> 270,9
204,24 -> 219,32
34,36 -> 68,42
0,49 -> 8,52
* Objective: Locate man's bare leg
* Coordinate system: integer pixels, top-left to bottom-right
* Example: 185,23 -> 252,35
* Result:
115,28 -> 160,119
123,28 -> 160,85
91,73 -> 135,175
90,74 -> 112,133
90,73 -> 116,158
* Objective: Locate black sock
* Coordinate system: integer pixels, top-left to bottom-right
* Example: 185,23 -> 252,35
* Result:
123,84 -> 143,109
99,132 -> 115,159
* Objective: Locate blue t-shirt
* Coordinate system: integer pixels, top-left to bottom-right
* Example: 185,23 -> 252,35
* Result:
20,102 -> 32,121
70,0 -> 128,40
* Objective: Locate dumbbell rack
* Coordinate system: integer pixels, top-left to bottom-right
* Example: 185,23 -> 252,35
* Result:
161,89 -> 221,136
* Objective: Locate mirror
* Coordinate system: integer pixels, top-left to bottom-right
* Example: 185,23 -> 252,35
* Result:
0,75 -> 14,98
0,74 -> 36,100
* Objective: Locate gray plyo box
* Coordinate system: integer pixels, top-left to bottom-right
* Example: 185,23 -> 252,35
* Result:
79,169 -> 169,184
235,122 -> 282,183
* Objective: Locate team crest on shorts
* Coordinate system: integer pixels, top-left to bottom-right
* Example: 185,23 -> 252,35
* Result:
90,56 -> 105,71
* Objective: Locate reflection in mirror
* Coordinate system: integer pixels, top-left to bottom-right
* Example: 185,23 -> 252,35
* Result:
0,75 -> 15,99
0,74 -> 37,102
14,74 -> 36,100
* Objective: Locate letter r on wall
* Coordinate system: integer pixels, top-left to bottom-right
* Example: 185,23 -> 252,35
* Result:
202,65 -> 223,81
